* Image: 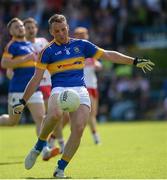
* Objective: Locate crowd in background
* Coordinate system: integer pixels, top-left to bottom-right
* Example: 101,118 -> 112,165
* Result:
0,0 -> 167,121
1,0 -> 167,48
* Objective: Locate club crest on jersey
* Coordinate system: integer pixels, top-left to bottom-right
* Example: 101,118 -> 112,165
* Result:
74,47 -> 80,53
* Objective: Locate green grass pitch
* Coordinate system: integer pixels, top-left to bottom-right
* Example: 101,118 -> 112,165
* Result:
0,121 -> 167,179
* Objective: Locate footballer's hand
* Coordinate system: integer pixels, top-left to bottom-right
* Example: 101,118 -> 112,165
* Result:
13,99 -> 26,115
23,53 -> 37,62
133,57 -> 155,73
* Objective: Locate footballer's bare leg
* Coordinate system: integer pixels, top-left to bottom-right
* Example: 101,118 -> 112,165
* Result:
47,112 -> 69,150
25,94 -> 63,170
42,112 -> 70,161
0,105 -> 21,126
88,95 -> 97,132
53,105 -> 90,178
62,105 -> 89,161
88,95 -> 100,144
39,94 -> 63,140
28,103 -> 46,136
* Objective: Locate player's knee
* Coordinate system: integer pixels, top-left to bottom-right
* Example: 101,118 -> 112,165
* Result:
47,111 -> 62,122
90,109 -> 97,116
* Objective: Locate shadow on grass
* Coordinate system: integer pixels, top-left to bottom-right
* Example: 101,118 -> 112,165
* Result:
24,177 -> 53,179
8,155 -> 25,159
24,176 -> 101,179
0,161 -> 23,165
25,177 -> 72,179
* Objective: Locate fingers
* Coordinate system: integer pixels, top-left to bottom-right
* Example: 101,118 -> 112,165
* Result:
142,67 -> 146,73
142,66 -> 152,73
148,61 -> 155,66
139,60 -> 154,73
13,109 -> 22,115
13,107 -> 22,115
136,59 -> 155,73
12,105 -> 24,115
145,64 -> 153,71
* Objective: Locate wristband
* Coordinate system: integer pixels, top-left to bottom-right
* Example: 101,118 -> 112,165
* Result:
133,57 -> 138,65
19,98 -> 26,106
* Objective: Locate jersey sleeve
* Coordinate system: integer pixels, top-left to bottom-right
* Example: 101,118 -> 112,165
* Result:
36,48 -> 50,70
82,40 -> 104,59
2,42 -> 15,59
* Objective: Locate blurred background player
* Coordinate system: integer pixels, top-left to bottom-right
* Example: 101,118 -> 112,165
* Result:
6,18 -> 51,109
74,27 -> 102,144
23,17 -> 52,110
0,18 -> 45,135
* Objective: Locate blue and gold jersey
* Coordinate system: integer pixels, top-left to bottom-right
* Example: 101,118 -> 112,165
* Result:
36,38 -> 104,88
2,40 -> 36,92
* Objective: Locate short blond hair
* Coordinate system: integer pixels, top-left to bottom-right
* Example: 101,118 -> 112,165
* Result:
7,17 -> 21,30
48,14 -> 67,28
23,17 -> 38,27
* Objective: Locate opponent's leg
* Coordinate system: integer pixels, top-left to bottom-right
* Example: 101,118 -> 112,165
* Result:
28,102 -> 45,136
88,95 -> 101,144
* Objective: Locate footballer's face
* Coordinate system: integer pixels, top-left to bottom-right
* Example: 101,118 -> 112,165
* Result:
50,21 -> 69,44
24,22 -> 38,39
10,20 -> 25,39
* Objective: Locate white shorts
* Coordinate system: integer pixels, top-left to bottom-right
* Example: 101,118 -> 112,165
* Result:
51,86 -> 91,108
8,91 -> 44,106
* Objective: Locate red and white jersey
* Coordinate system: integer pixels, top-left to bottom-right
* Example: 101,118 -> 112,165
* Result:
32,37 -> 51,86
84,58 -> 97,89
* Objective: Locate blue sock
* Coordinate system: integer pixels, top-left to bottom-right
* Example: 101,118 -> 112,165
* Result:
58,159 -> 69,170
34,138 -> 46,152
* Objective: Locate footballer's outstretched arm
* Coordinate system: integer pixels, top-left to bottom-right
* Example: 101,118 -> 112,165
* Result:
22,68 -> 45,102
101,50 -> 155,73
101,50 -> 134,65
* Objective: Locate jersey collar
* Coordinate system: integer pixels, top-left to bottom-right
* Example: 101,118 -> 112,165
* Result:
54,37 -> 70,46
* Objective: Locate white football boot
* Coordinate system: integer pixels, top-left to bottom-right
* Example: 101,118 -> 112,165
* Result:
24,148 -> 40,170
53,167 -> 66,178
